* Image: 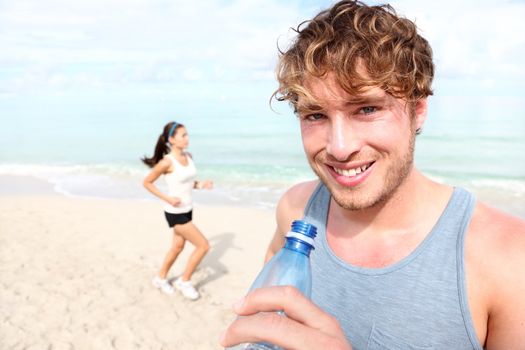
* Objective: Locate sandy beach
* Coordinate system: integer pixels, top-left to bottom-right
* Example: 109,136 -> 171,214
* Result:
0,183 -> 275,349
1,173 -> 523,350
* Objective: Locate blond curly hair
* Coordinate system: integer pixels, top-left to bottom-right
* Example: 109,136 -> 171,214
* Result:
273,0 -> 434,107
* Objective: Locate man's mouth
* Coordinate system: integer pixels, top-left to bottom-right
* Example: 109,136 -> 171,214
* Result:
331,162 -> 374,178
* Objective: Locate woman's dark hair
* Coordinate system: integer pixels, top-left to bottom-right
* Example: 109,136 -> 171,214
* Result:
141,121 -> 184,168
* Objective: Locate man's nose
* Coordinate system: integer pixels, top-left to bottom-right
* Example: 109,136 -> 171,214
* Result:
325,117 -> 362,162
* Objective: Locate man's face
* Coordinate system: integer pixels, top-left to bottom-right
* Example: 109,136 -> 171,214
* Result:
297,73 -> 426,210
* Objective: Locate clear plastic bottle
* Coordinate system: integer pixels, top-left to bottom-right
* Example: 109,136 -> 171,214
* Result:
227,219 -> 317,350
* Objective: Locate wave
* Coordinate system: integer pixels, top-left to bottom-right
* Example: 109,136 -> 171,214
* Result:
1,163 -> 523,211
0,162 -> 311,208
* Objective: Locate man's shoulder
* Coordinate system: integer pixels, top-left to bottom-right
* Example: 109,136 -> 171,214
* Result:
279,180 -> 320,209
468,202 -> 525,253
467,202 -> 525,344
275,180 -> 320,226
467,202 -> 525,300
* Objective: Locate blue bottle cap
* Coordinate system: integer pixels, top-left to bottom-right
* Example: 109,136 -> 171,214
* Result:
291,219 -> 317,239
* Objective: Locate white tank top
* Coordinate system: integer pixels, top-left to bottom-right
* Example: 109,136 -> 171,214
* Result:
163,153 -> 197,214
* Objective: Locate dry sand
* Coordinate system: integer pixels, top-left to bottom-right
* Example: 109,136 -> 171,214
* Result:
0,194 -> 274,350
1,175 -> 523,350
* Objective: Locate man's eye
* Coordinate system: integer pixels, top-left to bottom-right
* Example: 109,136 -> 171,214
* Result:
360,106 -> 377,115
304,113 -> 325,121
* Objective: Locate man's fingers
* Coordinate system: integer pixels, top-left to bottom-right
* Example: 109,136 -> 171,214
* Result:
220,311 -> 342,350
234,286 -> 342,335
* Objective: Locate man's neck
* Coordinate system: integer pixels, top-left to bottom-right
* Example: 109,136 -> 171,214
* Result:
329,169 -> 451,237
326,169 -> 453,267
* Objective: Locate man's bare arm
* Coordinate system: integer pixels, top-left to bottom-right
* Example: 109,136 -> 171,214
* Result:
264,180 -> 319,263
467,203 -> 525,348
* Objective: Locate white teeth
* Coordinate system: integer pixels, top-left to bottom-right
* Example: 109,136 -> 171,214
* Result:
334,164 -> 370,177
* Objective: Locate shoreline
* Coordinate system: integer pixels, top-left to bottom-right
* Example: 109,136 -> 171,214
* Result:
0,174 -> 278,211
1,173 -> 523,219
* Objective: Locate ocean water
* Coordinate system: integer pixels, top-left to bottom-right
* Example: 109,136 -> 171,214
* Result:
0,93 -> 524,214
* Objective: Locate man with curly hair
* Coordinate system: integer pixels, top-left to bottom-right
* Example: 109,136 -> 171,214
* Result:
221,1 -> 525,349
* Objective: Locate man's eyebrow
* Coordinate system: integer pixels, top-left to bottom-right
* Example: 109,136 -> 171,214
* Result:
344,94 -> 388,105
295,93 -> 389,113
295,102 -> 324,113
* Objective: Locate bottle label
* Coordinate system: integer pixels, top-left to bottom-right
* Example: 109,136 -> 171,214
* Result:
285,231 -> 314,246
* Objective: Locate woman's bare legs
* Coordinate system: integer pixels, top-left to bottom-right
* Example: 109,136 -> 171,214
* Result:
158,230 -> 185,279
172,221 -> 210,281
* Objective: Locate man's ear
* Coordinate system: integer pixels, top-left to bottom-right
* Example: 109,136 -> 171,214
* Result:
413,98 -> 428,131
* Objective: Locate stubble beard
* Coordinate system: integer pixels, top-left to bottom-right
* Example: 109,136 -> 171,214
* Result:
310,133 -> 416,211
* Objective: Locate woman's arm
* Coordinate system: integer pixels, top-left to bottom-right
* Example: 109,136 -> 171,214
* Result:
194,180 -> 213,189
143,158 -> 181,207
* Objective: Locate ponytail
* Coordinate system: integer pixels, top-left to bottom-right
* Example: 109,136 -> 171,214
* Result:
141,121 -> 183,168
141,134 -> 169,168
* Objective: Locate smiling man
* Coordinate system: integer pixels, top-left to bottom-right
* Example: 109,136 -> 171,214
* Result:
220,1 -> 525,349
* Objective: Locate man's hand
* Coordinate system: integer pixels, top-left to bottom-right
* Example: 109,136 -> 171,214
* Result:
219,286 -> 352,350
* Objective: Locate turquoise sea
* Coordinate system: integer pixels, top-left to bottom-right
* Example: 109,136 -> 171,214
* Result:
0,90 -> 524,215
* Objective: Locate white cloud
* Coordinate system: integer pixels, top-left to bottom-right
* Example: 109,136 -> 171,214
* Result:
386,0 -> 525,82
0,0 -> 318,93
1,0 -> 523,95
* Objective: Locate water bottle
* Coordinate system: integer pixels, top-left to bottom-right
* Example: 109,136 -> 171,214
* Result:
227,219 -> 317,350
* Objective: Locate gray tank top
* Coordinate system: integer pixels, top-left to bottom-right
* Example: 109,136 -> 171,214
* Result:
303,183 -> 483,350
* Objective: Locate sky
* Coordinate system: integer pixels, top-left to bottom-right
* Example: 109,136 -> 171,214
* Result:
0,0 -> 524,119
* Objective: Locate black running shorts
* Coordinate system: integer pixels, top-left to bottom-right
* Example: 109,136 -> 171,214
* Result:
164,210 -> 193,227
